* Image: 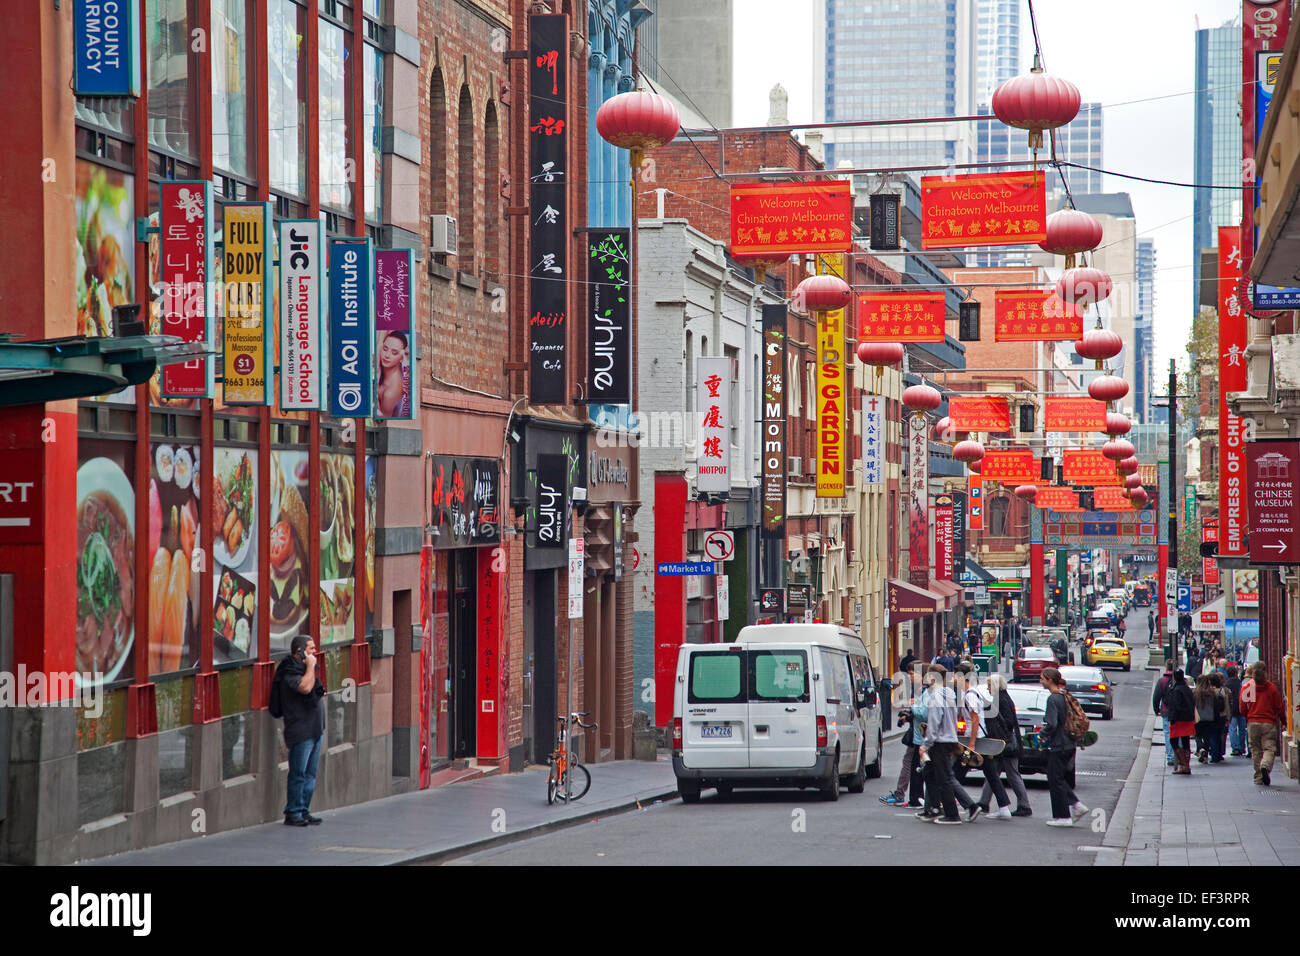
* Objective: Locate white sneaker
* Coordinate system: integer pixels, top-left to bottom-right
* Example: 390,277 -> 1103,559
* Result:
1069,802 -> 1089,822
991,806 -> 1013,820
1045,818 -> 1074,827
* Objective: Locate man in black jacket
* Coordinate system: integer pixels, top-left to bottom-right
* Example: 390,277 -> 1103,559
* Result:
1040,667 -> 1087,827
276,635 -> 326,826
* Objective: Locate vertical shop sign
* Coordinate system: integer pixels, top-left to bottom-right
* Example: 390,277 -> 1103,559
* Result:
222,202 -> 272,405
968,475 -> 984,531
160,180 -> 214,398
1246,440 -> 1300,564
762,304 -> 787,536
374,249 -> 415,420
477,546 -> 502,758
1203,516 -> 1220,585
587,229 -> 631,404
74,0 -> 141,96
816,260 -> 846,497
909,419 -> 929,589
528,14 -> 569,404
952,491 -> 967,578
696,357 -> 731,494
328,237 -> 373,418
935,494 -> 954,580
1243,2 -> 1291,262
568,539 -> 585,618
279,219 -> 323,410
1219,226 -> 1247,557
535,453 -> 567,550
863,394 -> 884,485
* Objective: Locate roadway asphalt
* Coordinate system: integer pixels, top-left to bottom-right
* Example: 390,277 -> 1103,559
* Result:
446,606 -> 1155,866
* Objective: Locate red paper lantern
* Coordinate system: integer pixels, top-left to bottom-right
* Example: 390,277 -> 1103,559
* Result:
1088,375 -> 1129,404
1124,474 -> 1144,491
795,274 -> 852,313
967,458 -> 982,474
1103,439 -> 1136,462
1102,412 -> 1131,437
595,91 -> 681,153
1040,208 -> 1103,256
991,66 -> 1081,150
1057,267 -> 1114,307
1015,484 -> 1039,501
1117,456 -> 1140,476
902,384 -> 943,412
1129,488 -> 1149,506
1076,326 -> 1124,363
933,417 -> 956,443
856,341 -> 905,368
953,439 -> 985,464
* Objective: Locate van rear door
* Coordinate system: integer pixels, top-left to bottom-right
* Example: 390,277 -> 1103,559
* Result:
681,648 -> 749,769
747,646 -> 817,769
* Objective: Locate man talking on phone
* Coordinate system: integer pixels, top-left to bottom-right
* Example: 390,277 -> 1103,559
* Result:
273,635 -> 326,826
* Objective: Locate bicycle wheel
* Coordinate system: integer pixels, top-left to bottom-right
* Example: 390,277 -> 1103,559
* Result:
546,761 -> 559,805
564,762 -> 591,802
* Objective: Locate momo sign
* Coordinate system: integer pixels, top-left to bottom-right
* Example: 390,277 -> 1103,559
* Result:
762,305 -> 787,535
919,172 -> 1046,249
730,182 -> 853,256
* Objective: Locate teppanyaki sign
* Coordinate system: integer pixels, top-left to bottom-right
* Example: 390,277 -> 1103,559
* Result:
919,172 -> 1047,250
730,182 -> 853,256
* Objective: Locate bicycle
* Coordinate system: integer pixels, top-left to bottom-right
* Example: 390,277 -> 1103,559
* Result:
546,711 -> 595,804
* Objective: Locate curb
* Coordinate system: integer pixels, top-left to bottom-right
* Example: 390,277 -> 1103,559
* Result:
392,785 -> 680,866
1096,669 -> 1161,866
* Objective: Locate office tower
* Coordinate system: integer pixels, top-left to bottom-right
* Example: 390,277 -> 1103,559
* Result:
1192,18 -> 1242,305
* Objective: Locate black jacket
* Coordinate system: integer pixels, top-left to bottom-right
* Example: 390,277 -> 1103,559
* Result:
1043,690 -> 1072,751
277,655 -> 326,748
1165,682 -> 1195,724
988,688 -> 1023,754
1152,674 -> 1171,716
1226,677 -> 1244,718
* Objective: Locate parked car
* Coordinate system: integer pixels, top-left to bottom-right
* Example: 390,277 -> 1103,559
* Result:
1059,665 -> 1114,720
1085,636 -> 1131,671
672,624 -> 884,803
1132,583 -> 1152,607
1013,645 -> 1058,682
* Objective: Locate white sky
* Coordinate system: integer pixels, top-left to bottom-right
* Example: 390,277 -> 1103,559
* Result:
732,0 -> 1244,378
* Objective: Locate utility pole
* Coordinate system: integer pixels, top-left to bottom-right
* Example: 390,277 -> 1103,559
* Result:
1167,359 -> 1179,668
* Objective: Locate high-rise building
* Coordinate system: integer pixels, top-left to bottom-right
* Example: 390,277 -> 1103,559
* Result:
975,0 -> 1022,104
1192,19 -> 1242,305
1135,238 -> 1157,421
637,0 -> 733,128
815,0 -> 978,172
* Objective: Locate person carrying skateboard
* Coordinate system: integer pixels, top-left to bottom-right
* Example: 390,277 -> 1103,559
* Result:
1040,667 -> 1088,826
955,662 -> 1012,820
915,664 -> 964,825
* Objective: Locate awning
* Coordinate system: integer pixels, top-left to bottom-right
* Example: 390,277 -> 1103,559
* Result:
0,333 -> 206,406
930,578 -> 963,610
1192,596 -> 1225,632
955,556 -> 996,585
888,577 -> 943,623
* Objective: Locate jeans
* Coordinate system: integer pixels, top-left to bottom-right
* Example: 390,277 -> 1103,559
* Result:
982,754 -> 1030,810
1047,747 -> 1079,820
894,744 -> 915,796
1229,716 -> 1249,754
1162,715 -> 1174,764
285,734 -> 323,818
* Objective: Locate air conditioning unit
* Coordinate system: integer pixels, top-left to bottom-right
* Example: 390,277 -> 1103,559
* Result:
788,456 -> 803,477
430,215 -> 458,256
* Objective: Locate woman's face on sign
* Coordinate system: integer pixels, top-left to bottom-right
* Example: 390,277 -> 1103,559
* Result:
379,334 -> 407,370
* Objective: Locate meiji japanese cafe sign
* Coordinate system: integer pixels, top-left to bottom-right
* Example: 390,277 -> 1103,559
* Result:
160,181 -> 214,398
328,238 -> 373,418
374,249 -> 415,420
279,220 -> 323,410
696,357 -> 731,494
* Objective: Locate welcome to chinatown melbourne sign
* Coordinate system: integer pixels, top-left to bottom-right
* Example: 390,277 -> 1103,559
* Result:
730,182 -> 853,257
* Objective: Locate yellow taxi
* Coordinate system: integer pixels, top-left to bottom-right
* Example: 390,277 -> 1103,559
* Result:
1085,637 -> 1131,671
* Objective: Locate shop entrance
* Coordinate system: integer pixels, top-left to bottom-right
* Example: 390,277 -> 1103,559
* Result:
448,550 -> 477,760
526,568 -> 557,765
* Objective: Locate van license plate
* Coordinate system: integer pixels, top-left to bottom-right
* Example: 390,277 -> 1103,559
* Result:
701,724 -> 732,738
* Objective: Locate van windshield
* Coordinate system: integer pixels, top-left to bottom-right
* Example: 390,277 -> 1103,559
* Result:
688,651 -> 745,703
751,650 -> 810,703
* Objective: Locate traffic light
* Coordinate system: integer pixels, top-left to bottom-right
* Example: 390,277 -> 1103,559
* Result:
1002,596 -> 1013,618
1052,583 -> 1063,605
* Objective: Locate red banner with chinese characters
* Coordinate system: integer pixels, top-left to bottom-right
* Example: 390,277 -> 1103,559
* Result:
919,171 -> 1046,249
1219,226 -> 1247,557
731,181 -> 853,256
1243,2 -> 1291,289
935,495 -> 954,580
968,475 -> 984,530
909,421 -> 930,589
160,180 -> 213,397
993,290 -> 1083,342
858,293 -> 946,341
1035,486 -> 1080,511
949,396 -> 1010,432
1045,397 -> 1107,432
1063,449 -> 1121,485
1203,517 -> 1220,585
1094,486 -> 1135,511
980,449 -> 1037,483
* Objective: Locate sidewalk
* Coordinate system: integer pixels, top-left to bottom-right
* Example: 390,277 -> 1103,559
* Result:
86,758 -> 678,867
1100,685 -> 1300,866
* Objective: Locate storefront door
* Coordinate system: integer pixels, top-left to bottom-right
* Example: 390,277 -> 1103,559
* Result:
449,550 -> 477,760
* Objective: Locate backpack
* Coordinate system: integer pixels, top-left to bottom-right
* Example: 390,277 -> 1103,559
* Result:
1062,690 -> 1090,743
268,661 -> 286,719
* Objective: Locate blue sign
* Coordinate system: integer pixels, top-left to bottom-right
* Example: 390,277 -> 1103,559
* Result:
1177,585 -> 1192,613
1252,284 -> 1300,309
328,238 -> 373,418
1227,618 -> 1260,639
74,0 -> 141,97
657,562 -> 715,576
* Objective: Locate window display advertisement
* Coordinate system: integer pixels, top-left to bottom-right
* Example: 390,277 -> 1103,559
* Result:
76,441 -> 138,688
320,452 -> 357,643
211,447 -> 259,662
268,450 -> 311,652
148,442 -> 201,674
75,161 -> 136,405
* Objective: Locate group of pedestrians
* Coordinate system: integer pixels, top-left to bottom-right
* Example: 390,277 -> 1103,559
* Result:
1153,657 -> 1286,785
881,660 -> 1087,827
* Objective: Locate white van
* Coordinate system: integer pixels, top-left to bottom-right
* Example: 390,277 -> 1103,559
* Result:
671,623 -> 884,803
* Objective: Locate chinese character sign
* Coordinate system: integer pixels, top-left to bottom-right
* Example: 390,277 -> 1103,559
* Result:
858,293 -> 945,341
528,14 -> 568,405
909,420 -> 930,589
730,182 -> 853,256
160,180 -> 214,398
222,202 -> 273,405
1094,486 -> 1135,511
1062,449 -> 1122,485
993,290 -> 1082,341
919,172 -> 1047,249
697,357 -> 731,494
1203,517 -> 1220,585
1035,486 -> 1080,511
980,449 -> 1037,483
762,305 -> 787,536
862,394 -> 884,486
816,301 -> 846,498
1219,225 -> 1247,557
949,396 -> 1010,432
1045,397 -> 1107,432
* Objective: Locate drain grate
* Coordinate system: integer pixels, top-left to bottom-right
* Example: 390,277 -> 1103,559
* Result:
1076,770 -> 1108,776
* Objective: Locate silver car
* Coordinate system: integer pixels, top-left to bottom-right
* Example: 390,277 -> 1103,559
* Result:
1059,665 -> 1114,720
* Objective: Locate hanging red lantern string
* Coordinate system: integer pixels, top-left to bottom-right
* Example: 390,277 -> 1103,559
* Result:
794,274 -> 852,314
1117,456 -> 1140,476
856,341 -> 905,381
1015,484 -> 1039,502
1124,474 -> 1144,491
1102,438 -> 1136,462
1041,208 -> 1103,270
595,89 -> 681,231
1075,324 -> 1124,371
1102,412 -> 1131,438
953,439 -> 985,464
1057,267 -> 1114,308
1088,374 -> 1129,406
902,383 -> 943,413
1129,488 -> 1149,506
991,61 -> 1081,162
733,251 -> 789,284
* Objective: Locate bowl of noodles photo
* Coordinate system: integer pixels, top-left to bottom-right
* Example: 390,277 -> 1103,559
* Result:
76,458 -> 136,685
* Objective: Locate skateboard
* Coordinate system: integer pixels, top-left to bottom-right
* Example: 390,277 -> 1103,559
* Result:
1023,730 -> 1099,750
957,737 -> 1006,766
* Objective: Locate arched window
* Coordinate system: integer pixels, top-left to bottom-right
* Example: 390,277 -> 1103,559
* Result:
989,495 -> 1011,537
430,68 -> 447,216
484,100 -> 500,277
457,84 -> 476,268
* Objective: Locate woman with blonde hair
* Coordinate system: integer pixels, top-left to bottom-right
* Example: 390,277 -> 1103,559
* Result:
978,673 -> 1032,817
